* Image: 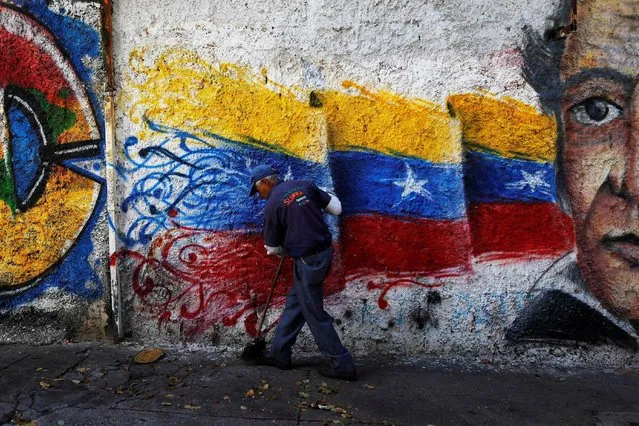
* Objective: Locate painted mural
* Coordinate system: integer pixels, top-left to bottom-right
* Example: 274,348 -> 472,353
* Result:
0,2 -> 104,309
114,42 -> 580,340
98,0 -> 638,354
508,0 -> 639,348
113,49 -> 341,336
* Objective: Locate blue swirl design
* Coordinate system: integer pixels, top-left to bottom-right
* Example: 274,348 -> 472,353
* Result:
117,121 -> 333,246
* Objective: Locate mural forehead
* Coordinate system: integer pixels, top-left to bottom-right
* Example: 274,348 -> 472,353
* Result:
563,0 -> 639,78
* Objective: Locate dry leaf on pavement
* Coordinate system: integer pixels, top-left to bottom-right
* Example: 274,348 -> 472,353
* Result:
134,348 -> 165,364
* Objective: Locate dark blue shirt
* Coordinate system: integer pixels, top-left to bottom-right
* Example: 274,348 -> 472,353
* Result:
263,180 -> 332,258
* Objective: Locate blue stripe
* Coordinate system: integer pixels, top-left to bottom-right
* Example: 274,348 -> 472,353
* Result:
464,150 -> 556,203
329,151 -> 466,220
117,123 -> 334,245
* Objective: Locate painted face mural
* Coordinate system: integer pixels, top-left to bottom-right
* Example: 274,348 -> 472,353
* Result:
0,3 -> 103,301
506,0 -> 639,348
561,0 -> 639,320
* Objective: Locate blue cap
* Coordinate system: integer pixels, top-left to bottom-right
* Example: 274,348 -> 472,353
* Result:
249,164 -> 279,195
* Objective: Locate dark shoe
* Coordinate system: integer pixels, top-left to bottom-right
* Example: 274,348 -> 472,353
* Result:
318,366 -> 358,381
256,353 -> 292,370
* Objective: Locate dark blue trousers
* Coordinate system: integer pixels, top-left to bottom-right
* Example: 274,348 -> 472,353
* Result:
270,246 -> 355,372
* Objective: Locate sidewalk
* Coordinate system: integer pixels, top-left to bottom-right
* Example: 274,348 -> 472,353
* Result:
0,343 -> 638,425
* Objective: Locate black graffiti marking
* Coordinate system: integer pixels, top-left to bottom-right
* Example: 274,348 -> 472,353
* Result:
4,86 -> 100,212
41,139 -> 100,162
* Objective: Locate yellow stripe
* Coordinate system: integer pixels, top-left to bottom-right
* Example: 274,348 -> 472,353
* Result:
318,81 -> 462,163
123,48 -> 327,163
447,93 -> 556,162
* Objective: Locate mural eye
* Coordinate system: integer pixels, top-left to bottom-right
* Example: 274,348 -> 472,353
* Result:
571,98 -> 623,126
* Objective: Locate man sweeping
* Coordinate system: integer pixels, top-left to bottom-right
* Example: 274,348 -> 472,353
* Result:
248,164 -> 357,381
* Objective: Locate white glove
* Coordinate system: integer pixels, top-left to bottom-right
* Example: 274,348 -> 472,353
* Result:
319,187 -> 342,215
325,193 -> 342,215
264,245 -> 285,256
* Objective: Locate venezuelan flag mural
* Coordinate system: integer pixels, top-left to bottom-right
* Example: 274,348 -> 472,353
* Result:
115,49 -> 343,337
448,94 -> 574,260
319,84 -> 472,283
118,48 -> 577,336
0,2 -> 104,308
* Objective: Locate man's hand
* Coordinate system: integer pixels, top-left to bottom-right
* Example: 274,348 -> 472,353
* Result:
264,245 -> 285,256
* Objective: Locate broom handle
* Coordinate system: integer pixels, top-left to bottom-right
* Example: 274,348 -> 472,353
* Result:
257,255 -> 285,338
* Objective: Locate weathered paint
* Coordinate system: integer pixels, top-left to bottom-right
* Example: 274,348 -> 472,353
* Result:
320,83 -> 462,163
0,1 -> 107,342
106,0 -> 639,365
4,0 -> 639,368
448,94 -> 556,162
125,48 -> 327,163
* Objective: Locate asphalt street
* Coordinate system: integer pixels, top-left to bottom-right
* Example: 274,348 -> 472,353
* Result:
0,343 -> 638,425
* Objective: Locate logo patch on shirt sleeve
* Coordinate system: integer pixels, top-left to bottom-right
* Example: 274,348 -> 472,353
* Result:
283,189 -> 309,206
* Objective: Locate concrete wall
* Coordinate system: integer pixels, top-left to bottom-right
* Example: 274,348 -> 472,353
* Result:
0,0 -> 109,342
2,0 -> 639,367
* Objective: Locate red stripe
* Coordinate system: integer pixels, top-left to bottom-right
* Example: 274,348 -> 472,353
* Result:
339,215 -> 472,276
467,202 -> 575,261
0,24 -> 75,105
112,228 -> 345,337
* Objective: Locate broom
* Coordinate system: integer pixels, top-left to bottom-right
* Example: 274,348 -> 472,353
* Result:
241,255 -> 285,361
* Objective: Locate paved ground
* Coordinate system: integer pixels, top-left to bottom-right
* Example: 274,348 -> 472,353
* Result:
0,343 -> 638,425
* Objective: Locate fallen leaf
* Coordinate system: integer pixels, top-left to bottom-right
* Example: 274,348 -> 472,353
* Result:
71,380 -> 81,385
39,381 -> 51,389
223,395 -> 231,401
166,376 -> 182,390
35,368 -> 43,372
161,402 -> 172,406
134,348 -> 165,364
298,392 -> 309,398
318,382 -> 337,394
184,404 -> 201,410
76,367 -> 89,373
246,389 -> 255,397
165,393 -> 174,398
364,384 -> 375,389
12,412 -> 35,426
262,383 -> 269,390
302,379 -> 310,384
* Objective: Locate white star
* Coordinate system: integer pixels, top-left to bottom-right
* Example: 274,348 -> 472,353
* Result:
506,170 -> 551,194
283,166 -> 294,181
392,164 -> 432,201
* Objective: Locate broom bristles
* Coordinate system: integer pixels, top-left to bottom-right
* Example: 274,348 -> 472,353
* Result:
240,337 -> 266,362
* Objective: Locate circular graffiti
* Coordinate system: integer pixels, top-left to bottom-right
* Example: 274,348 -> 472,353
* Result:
0,5 -> 101,295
